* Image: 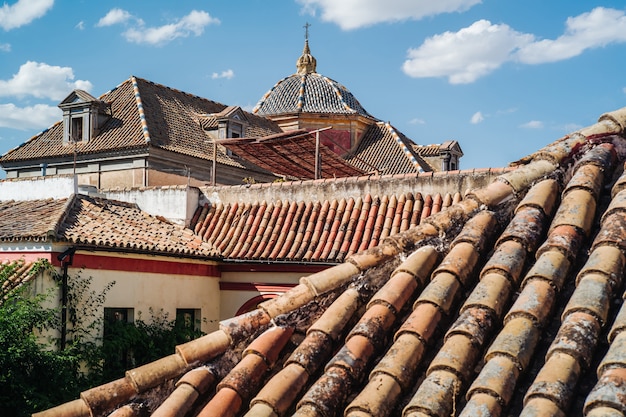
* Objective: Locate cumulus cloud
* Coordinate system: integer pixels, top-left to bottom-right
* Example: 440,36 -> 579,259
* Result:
298,0 -> 481,30
96,8 -> 135,27
520,120 -> 544,129
516,7 -> 626,64
211,69 -> 234,80
470,111 -> 484,124
0,103 -> 60,130
97,8 -> 219,46
0,61 -> 92,100
403,7 -> 626,84
0,0 -> 54,31
403,20 -> 533,84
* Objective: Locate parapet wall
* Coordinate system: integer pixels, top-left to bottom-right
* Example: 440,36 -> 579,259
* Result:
199,168 -> 514,205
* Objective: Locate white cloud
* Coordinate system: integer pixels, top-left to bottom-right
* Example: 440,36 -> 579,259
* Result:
470,111 -> 484,124
0,102 -> 60,130
403,20 -> 533,84
409,117 -> 425,125
96,8 -> 135,27
0,0 -> 54,30
520,120 -> 544,129
298,0 -> 481,30
515,7 -> 626,64
75,21 -> 84,30
98,9 -> 219,46
0,61 -> 92,100
0,43 -> 10,52
403,7 -> 626,84
211,69 -> 234,80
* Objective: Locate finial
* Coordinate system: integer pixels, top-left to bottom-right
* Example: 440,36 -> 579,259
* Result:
297,23 -> 317,74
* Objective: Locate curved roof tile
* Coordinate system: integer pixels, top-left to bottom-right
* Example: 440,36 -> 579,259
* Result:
189,191 -> 457,263
36,106 -> 626,417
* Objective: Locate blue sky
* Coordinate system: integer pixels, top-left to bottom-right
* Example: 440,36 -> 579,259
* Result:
1,1 -> 626,171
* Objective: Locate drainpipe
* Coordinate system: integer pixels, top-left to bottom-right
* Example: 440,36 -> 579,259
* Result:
57,247 -> 76,350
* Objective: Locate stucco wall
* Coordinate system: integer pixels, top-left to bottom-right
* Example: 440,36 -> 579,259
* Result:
74,267 -> 221,334
104,185 -> 199,226
0,176 -> 75,200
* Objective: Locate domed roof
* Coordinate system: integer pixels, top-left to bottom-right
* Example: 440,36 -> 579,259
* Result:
253,40 -> 374,119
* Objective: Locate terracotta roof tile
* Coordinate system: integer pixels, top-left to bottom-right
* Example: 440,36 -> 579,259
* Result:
1,77 -> 281,172
345,122 -> 431,174
0,195 -> 216,257
190,191 -> 458,263
0,259 -> 47,305
35,107 -> 626,417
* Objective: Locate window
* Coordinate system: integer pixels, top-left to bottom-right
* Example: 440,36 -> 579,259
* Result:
104,307 -> 133,326
176,308 -> 201,341
103,307 -> 134,372
71,116 -> 83,142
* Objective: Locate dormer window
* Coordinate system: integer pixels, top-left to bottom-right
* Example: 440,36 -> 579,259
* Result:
216,106 -> 249,140
59,89 -> 110,144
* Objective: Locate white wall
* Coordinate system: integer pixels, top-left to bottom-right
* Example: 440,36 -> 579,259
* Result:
0,176 -> 75,201
103,186 -> 199,226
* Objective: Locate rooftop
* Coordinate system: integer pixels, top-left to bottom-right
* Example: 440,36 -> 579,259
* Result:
35,106 -> 626,417
0,194 -> 216,258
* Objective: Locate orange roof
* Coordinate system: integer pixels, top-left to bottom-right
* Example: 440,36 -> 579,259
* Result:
35,106 -> 626,417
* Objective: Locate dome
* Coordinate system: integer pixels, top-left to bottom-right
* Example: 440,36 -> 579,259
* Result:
253,40 -> 374,119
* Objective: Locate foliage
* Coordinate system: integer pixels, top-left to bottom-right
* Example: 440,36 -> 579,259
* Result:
0,260 -> 82,417
92,308 -> 205,384
0,261 -> 205,416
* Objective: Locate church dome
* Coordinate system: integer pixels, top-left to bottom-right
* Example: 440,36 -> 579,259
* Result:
253,40 -> 374,119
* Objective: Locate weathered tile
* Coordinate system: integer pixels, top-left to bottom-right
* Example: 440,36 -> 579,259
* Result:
403,369 -> 460,417
467,355 -> 519,406
562,274 -> 611,325
462,272 -> 512,318
486,317 -> 539,372
523,351 -> 581,410
584,367 -> 626,416
505,278 -> 555,326
547,311 -> 601,369
549,188 -> 596,236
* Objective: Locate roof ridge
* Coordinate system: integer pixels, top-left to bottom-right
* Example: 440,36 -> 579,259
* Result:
46,195 -> 75,240
130,76 -> 151,144
383,122 -> 425,173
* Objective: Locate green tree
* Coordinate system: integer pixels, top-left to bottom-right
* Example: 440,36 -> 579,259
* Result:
0,261 -> 206,415
0,260 -> 83,416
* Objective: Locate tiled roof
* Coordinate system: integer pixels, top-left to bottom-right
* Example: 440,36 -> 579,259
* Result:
220,129 -> 364,180
345,122 -> 432,174
0,77 -> 282,170
0,259 -> 47,305
0,198 -> 73,241
253,73 -> 375,119
0,195 -> 216,257
34,107 -> 626,417
413,143 -> 442,157
189,190 -> 461,263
